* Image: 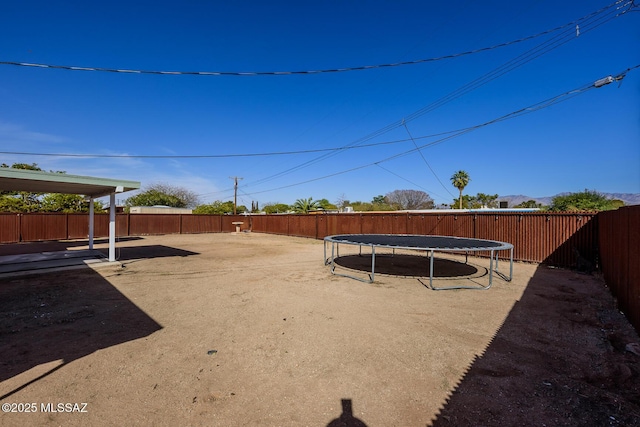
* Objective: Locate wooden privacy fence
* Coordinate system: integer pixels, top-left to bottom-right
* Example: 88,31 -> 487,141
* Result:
598,206 -> 640,334
251,212 -> 600,267
0,212 -> 598,267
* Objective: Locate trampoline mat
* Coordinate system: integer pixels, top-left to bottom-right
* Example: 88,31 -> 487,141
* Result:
327,234 -> 506,250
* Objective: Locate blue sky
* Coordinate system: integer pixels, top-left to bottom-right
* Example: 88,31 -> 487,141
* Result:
1,0 -> 638,207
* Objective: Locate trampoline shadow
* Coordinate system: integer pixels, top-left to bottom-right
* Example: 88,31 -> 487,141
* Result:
333,253 -> 484,280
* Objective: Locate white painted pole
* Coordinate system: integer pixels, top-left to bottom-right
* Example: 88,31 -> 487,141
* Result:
88,197 -> 94,250
109,193 -> 116,262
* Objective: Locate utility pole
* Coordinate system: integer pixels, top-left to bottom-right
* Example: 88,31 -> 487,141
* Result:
229,176 -> 243,214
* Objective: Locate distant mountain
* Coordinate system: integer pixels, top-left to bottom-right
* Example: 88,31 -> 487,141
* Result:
497,193 -> 640,208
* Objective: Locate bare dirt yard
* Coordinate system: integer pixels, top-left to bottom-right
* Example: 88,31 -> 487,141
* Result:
0,233 -> 638,426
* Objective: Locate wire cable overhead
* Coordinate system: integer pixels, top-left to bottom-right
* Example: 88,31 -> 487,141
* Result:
0,1 -> 635,77
230,0 -> 635,193
227,66 -> 639,199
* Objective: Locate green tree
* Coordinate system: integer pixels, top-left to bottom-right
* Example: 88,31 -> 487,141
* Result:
474,193 -> 499,208
0,162 -> 44,212
125,183 -> 200,210
317,198 -> 338,210
451,194 -> 473,210
193,201 -> 246,214
549,190 -> 620,212
450,170 -> 470,209
514,200 -> 543,209
1,162 -> 42,171
263,203 -> 291,214
41,193 -> 105,213
349,201 -> 374,211
610,199 -> 625,209
292,197 -> 321,214
372,195 -> 386,204
125,190 -> 186,209
0,196 -> 33,213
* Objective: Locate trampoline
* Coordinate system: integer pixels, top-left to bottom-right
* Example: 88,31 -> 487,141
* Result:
324,234 -> 513,290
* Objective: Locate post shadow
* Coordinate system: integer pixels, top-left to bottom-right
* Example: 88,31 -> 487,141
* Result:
326,399 -> 368,427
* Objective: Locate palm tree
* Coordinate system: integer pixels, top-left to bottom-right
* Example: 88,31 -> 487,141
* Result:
450,170 -> 470,209
292,197 -> 320,214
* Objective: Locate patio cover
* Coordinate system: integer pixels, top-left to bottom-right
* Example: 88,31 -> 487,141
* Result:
0,168 -> 140,261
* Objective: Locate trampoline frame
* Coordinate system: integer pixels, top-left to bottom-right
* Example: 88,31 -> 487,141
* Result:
323,234 -> 514,290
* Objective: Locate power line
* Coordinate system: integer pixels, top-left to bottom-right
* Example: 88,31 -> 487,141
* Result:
0,137 -> 417,159
0,18 -> 598,77
374,163 -> 450,202
231,0 -> 635,192
230,66 -> 638,199
8,66 -> 634,202
402,120 -> 455,198
1,1 -> 634,77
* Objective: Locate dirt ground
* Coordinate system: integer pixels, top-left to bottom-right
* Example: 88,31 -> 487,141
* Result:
0,232 -> 638,427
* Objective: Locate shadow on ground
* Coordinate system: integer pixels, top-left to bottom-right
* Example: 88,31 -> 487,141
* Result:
333,253 -> 480,278
326,399 -> 369,427
0,237 -> 144,256
428,265 -> 640,426
0,267 -> 163,399
0,237 -> 200,399
94,245 -> 199,262
0,239 -> 199,395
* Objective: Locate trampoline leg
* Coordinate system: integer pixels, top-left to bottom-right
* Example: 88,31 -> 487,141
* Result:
509,248 -> 513,281
489,250 -> 494,287
331,242 -> 337,274
429,249 -> 434,289
324,240 -> 328,265
370,245 -> 376,282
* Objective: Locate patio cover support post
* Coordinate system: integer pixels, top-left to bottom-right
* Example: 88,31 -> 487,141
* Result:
109,192 -> 116,262
88,196 -> 94,250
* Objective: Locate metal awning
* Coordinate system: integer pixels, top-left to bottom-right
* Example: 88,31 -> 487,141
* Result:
0,168 -> 140,262
0,168 -> 140,198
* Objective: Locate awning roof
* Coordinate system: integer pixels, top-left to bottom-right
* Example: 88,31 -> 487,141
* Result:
0,168 -> 140,198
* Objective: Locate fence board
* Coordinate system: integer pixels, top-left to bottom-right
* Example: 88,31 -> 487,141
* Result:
599,206 -> 639,333
288,215 -> 316,238
0,214 -> 20,243
182,215 -> 222,234
20,214 -> 67,241
325,214 -> 361,236
259,215 -> 289,235
628,207 -> 640,332
362,213 -> 400,234
129,214 -> 180,235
